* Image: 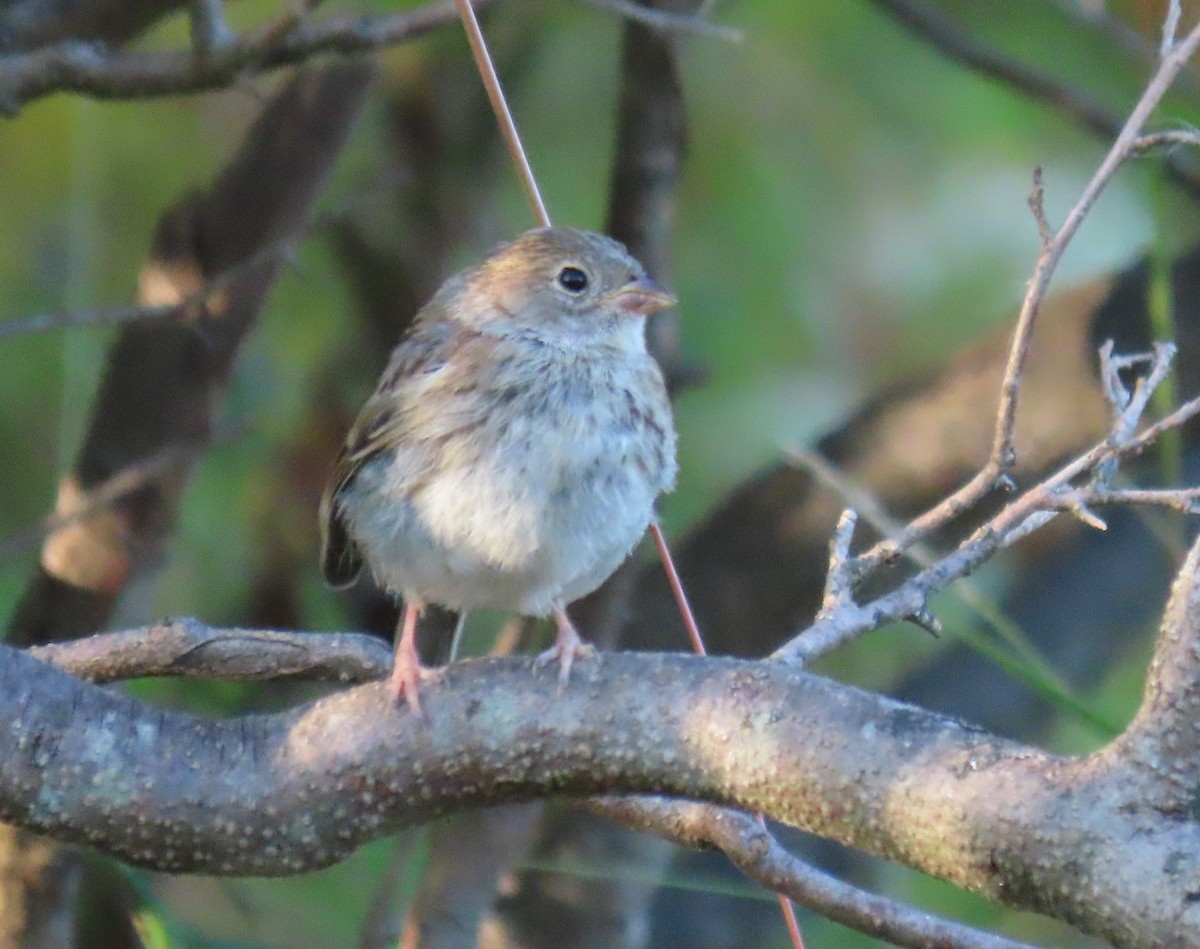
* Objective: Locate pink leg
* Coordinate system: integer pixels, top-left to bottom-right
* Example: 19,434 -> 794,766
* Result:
390,601 -> 442,715
534,608 -> 597,689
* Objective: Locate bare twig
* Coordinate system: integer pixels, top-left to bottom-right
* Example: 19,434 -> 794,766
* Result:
777,347 -> 1200,665
590,798 -> 1038,949
1163,0 -> 1183,58
1131,127 -> 1200,153
817,508 -> 857,620
849,19 -> 1200,580
0,239 -> 293,341
788,444 -> 1122,733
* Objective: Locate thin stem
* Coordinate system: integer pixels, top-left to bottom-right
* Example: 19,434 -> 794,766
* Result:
651,521 -> 706,656
452,0 -> 551,227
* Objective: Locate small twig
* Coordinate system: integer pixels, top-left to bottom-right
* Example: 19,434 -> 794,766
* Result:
0,174 -> 403,340
588,798 -> 1037,949
577,0 -> 742,40
817,509 -> 858,619
1103,341 -> 1177,442
651,521 -> 707,656
0,238 -> 293,341
1163,0 -> 1183,58
777,348 -> 1200,665
30,618 -> 391,684
1131,127 -> 1200,153
848,18 -> 1200,582
789,444 -> 1123,732
1027,166 -> 1051,246
452,0 -> 550,228
258,0 -> 327,48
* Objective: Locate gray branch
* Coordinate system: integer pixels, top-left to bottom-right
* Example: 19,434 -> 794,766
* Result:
5,602 -> 1200,949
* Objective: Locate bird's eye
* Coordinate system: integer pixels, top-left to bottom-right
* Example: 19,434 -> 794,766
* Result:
557,266 -> 589,294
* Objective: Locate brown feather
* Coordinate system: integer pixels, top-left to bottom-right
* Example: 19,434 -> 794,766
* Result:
319,306 -> 456,587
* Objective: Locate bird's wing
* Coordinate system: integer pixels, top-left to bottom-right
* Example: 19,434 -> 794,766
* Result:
319,318 -> 454,588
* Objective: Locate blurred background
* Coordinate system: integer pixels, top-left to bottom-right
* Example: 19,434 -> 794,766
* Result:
3,0 -> 1200,946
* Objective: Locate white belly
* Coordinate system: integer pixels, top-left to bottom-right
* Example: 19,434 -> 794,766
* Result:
341,379 -> 672,616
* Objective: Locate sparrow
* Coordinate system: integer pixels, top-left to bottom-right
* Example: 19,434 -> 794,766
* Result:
320,227 -> 678,713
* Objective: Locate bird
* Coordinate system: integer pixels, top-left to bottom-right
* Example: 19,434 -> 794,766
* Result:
320,226 -> 678,714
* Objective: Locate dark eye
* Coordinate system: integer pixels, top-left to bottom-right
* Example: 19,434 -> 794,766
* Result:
557,266 -> 589,294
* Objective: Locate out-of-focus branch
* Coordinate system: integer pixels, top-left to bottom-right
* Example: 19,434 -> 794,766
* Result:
0,0 -> 187,51
0,442 -> 201,561
0,0 -> 470,116
0,58 -> 373,949
590,798 -> 1037,949
7,59 -> 373,649
865,0 -> 1200,201
578,0 -> 739,40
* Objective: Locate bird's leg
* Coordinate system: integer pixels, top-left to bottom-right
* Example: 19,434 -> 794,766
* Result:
534,608 -> 597,689
390,601 -> 442,715
447,610 -> 469,663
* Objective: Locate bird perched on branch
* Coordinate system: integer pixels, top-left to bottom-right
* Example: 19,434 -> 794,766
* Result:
320,227 -> 678,714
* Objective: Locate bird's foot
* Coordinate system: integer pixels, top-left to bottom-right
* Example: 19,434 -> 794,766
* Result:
534,610 -> 597,692
390,643 -> 443,717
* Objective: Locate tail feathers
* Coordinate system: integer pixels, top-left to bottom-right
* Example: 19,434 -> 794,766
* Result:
320,500 -> 364,590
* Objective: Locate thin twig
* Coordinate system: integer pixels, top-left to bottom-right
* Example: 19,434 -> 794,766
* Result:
452,0 -> 550,227
849,18 -> 1200,581
788,445 -> 1122,734
0,239 -> 293,341
0,172 -> 410,340
651,520 -> 707,656
1163,0 -> 1183,58
777,347 -> 1200,665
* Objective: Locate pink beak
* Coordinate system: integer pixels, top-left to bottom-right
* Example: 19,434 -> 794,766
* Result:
609,276 -> 677,316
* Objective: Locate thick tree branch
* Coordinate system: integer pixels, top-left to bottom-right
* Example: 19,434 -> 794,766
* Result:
1110,528 -> 1200,805
1,643 -> 1198,948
